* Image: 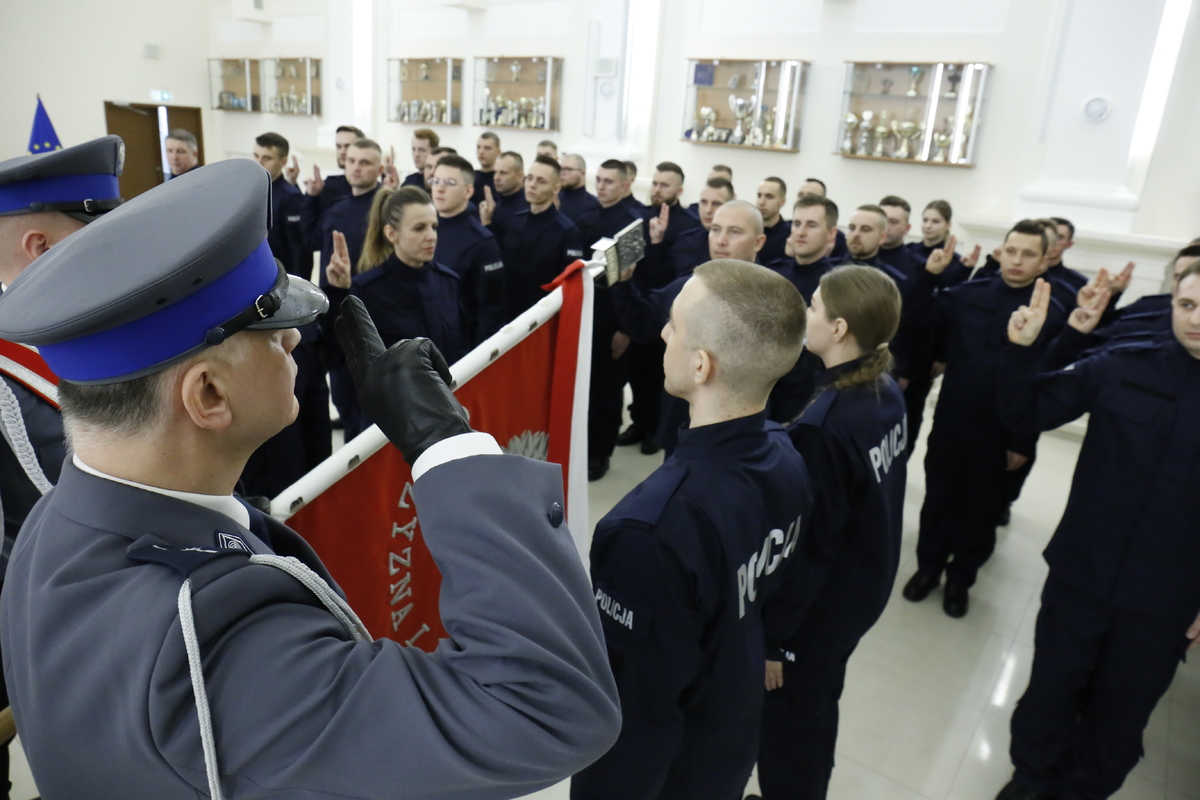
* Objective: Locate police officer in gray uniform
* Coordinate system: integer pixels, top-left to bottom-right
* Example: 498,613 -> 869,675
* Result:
0,159 -> 620,799
0,134 -> 124,797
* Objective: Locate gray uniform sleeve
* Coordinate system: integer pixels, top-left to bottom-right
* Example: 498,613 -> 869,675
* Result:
153,454 -> 620,799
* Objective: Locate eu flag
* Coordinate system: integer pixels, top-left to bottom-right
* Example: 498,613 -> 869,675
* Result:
28,97 -> 63,154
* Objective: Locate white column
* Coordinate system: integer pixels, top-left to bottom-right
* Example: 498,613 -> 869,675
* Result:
319,0 -> 373,148
1015,0 -> 1194,232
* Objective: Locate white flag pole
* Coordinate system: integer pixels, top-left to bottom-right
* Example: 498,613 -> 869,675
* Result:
269,262 -> 604,522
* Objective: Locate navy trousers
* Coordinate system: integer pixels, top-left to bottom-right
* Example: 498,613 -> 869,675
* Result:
916,427 -> 1008,586
1010,577 -> 1189,799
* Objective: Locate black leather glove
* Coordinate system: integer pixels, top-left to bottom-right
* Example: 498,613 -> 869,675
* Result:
335,296 -> 472,465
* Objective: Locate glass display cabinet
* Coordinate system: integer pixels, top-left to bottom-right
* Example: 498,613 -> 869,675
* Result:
835,62 -> 990,166
208,59 -> 260,112
682,59 -> 809,152
388,58 -> 462,125
473,57 -> 561,131
262,58 -> 322,116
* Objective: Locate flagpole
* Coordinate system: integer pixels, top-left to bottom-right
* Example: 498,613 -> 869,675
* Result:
270,262 -> 605,521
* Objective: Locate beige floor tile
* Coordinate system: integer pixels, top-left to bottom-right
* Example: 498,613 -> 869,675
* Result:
945,710 -> 1017,800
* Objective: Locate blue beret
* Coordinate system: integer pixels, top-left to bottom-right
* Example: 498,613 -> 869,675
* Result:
0,159 -> 328,383
0,135 -> 125,223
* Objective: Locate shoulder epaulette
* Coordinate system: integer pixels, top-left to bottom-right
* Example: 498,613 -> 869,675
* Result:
607,463 -> 688,528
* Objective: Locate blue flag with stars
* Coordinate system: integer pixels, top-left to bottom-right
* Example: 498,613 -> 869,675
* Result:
28,97 -> 63,154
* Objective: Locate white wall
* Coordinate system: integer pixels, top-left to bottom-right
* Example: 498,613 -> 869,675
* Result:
0,0 -> 212,158
1,0 -> 1192,274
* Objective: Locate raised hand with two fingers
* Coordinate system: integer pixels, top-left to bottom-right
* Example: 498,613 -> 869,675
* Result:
1007,277 -> 1053,347
325,230 -> 353,289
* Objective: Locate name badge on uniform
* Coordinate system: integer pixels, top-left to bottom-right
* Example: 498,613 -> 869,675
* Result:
216,532 -> 251,552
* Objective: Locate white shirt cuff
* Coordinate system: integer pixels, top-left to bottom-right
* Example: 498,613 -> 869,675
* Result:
411,432 -> 503,481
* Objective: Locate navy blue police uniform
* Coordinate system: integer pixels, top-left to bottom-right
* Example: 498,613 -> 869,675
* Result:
401,171 -> 424,188
434,208 -> 507,344
321,254 -> 467,441
830,229 -> 849,261
0,159 -> 620,799
558,184 -> 601,226
572,411 -> 813,800
997,329 -> 1200,798
903,270 -> 1066,589
312,172 -> 352,218
878,242 -> 923,281
0,134 -> 125,792
492,205 -> 584,321
760,216 -> 790,265
473,168 -> 495,200
241,172 -> 331,499
489,187 -> 529,234
305,185 -> 379,288
759,361 -> 909,800
575,196 -> 647,470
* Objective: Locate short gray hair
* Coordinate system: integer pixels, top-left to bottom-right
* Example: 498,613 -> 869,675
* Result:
166,129 -> 198,152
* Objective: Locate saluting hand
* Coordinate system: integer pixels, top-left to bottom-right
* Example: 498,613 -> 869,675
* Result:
765,660 -> 784,691
383,146 -> 400,190
305,164 -> 325,196
1067,285 -> 1112,336
1111,261 -> 1135,293
925,234 -> 958,275
648,203 -> 669,245
326,230 -> 352,289
480,185 -> 496,227
961,243 -> 982,269
1007,277 -> 1052,346
284,155 -> 300,185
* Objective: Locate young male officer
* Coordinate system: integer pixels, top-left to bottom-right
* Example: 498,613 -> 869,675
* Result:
0,159 -> 621,799
878,195 -> 922,278
304,124 -> 365,216
642,177 -> 733,283
840,205 -> 907,285
900,222 -> 1066,618
248,131 -> 331,498
779,195 -> 839,302
164,129 -> 200,179
994,265 -> 1200,800
572,259 -> 812,800
431,154 -> 507,343
404,128 -> 438,187
303,138 -> 384,287
489,155 -> 584,320
756,177 -> 790,265
474,131 -> 500,197
479,151 -> 528,234
0,135 -> 124,796
574,159 -> 646,481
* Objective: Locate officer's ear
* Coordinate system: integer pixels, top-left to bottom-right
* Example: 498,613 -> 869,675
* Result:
20,229 -> 52,261
694,348 -> 715,386
179,356 -> 234,433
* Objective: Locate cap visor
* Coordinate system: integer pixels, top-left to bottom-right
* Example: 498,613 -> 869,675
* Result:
247,274 -> 329,330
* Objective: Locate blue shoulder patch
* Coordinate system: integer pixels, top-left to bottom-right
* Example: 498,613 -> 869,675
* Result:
795,388 -> 838,428
607,463 -> 688,528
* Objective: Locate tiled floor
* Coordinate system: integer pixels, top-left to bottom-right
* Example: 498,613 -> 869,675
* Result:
8,402 -> 1199,799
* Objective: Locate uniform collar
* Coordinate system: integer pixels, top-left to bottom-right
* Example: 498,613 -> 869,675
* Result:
1166,334 -> 1200,372
816,355 -> 869,387
380,253 -> 427,275
73,454 -> 251,529
674,410 -> 772,460
51,458 -> 269,555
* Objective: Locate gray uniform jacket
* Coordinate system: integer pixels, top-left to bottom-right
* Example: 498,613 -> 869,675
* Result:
1,454 -> 620,799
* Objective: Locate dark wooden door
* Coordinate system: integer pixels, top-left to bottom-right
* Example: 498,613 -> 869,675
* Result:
103,102 -> 205,201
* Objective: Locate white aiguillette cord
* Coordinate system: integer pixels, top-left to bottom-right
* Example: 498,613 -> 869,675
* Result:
0,379 -> 54,569
177,554 -> 371,800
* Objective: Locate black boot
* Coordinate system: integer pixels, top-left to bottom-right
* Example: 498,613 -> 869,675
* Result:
995,778 -> 1055,800
902,571 -> 939,602
616,423 -> 645,446
588,456 -> 610,482
943,581 -> 969,618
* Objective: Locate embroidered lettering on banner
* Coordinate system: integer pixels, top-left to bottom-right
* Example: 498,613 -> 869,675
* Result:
397,482 -> 414,509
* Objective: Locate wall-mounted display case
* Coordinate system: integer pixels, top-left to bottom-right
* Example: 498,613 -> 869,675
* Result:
208,59 -> 260,112
262,58 -> 322,115
682,59 -> 809,152
388,58 -> 462,125
835,62 -> 990,167
474,57 -> 561,131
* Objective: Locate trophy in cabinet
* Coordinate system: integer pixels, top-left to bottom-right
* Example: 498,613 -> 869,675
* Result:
873,112 -> 892,158
510,61 -> 521,82
931,127 -> 952,162
698,107 -> 718,142
946,66 -> 961,99
397,102 -> 408,122
907,66 -> 923,97
728,95 -> 753,145
842,113 -> 858,154
399,63 -> 409,81
440,99 -> 449,125
881,78 -> 894,95
857,110 -> 874,155
419,62 -> 429,81
891,119 -> 919,159
954,111 -> 973,162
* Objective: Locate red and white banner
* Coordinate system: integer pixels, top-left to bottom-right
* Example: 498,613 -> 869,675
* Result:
270,261 -> 596,651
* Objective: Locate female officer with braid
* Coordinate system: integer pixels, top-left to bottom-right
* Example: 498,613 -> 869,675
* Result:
755,265 -> 908,800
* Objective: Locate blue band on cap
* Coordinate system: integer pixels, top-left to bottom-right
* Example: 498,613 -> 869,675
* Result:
40,240 -> 278,382
0,174 -> 121,214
